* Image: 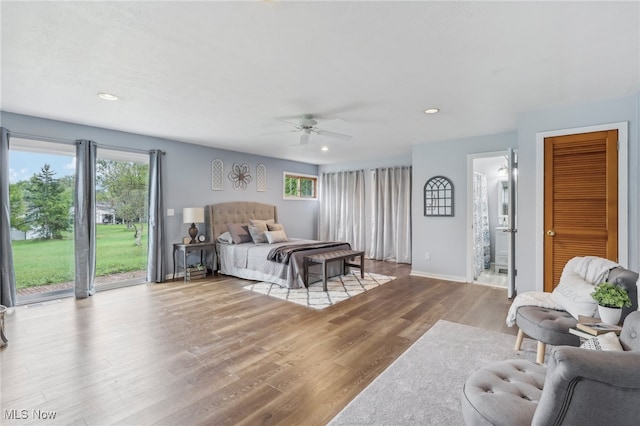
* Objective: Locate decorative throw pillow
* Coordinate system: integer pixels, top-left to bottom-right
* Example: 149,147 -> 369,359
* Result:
265,229 -> 288,244
267,223 -> 284,231
550,272 -> 598,319
249,218 -> 275,226
216,231 -> 234,244
227,223 -> 252,244
579,332 -> 624,351
248,222 -> 268,244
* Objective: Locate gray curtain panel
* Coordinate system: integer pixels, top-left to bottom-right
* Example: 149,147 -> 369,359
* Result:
319,170 -> 366,251
74,139 -> 97,299
369,166 -> 412,263
147,150 -> 166,282
0,128 -> 17,307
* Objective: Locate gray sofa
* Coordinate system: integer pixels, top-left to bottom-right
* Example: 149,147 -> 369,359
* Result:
461,311 -> 640,425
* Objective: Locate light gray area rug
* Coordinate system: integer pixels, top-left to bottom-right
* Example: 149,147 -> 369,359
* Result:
329,320 -> 539,426
243,272 -> 395,310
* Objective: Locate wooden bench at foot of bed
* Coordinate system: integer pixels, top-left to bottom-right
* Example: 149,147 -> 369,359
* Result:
303,249 -> 365,291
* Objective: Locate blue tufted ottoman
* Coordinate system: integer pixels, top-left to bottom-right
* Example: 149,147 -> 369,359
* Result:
461,359 -> 546,426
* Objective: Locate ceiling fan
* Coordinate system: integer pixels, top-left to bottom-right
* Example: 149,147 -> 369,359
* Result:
269,114 -> 353,145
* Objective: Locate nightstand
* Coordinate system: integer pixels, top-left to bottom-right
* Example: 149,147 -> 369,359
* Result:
172,242 -> 216,282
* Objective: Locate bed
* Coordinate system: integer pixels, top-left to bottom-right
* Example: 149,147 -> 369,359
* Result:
205,201 -> 351,289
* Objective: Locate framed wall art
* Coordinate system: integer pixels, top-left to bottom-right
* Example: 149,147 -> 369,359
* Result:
424,175 -> 454,216
211,159 -> 224,191
256,164 -> 267,192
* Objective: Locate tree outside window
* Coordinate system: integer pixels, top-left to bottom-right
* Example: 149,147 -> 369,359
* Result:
283,172 -> 318,200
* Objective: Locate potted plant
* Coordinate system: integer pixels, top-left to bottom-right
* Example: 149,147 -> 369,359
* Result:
591,282 -> 632,324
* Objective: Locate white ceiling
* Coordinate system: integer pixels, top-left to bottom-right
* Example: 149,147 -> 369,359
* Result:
2,1 -> 638,165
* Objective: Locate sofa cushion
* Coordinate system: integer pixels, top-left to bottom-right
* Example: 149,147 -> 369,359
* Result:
549,272 -> 598,319
608,267 -> 640,320
619,311 -> 640,351
462,359 -> 546,426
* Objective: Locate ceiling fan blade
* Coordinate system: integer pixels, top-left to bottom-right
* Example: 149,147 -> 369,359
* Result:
300,132 -> 311,145
315,129 -> 352,140
260,129 -> 300,136
277,119 -> 303,128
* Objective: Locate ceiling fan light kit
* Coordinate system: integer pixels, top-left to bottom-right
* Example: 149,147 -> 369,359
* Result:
271,114 -> 353,145
98,92 -> 119,101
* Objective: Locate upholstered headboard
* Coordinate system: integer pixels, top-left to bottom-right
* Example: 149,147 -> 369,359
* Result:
205,202 -> 278,242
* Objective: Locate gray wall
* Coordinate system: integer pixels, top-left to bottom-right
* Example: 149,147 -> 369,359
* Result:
1,111 -> 319,276
410,95 -> 639,292
4,93 -> 638,291
411,132 -> 517,281
516,94 -> 639,293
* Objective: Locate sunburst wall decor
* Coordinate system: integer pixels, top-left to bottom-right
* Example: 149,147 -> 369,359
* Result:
228,163 -> 252,190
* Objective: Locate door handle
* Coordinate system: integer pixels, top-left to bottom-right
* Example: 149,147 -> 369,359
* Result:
546,230 -> 556,237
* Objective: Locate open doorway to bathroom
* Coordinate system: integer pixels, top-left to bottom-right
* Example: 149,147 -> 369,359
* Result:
470,154 -> 509,288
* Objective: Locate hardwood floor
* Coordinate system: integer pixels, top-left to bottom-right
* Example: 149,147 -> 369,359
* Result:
1,261 -> 515,425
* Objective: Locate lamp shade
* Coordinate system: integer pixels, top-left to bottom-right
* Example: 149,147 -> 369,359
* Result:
183,207 -> 204,224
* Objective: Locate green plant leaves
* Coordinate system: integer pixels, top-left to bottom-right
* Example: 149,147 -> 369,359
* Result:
591,282 -> 632,308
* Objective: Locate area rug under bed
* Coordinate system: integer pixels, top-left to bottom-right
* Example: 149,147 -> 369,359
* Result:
243,272 -> 395,310
328,320 -> 539,425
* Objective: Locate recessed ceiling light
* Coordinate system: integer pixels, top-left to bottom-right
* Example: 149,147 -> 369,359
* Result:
423,108 -> 440,114
98,93 -> 119,101
321,146 -> 329,152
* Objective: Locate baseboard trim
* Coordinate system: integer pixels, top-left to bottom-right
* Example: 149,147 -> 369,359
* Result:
410,270 -> 468,283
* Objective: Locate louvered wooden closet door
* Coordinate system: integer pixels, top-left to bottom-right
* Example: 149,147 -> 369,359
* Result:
543,130 -> 618,292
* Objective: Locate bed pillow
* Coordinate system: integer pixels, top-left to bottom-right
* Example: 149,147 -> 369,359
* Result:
265,229 -> 288,244
227,223 -> 252,244
267,223 -> 284,231
249,218 -> 275,226
216,231 -> 234,244
579,332 -> 624,351
248,222 -> 268,244
550,272 -> 599,319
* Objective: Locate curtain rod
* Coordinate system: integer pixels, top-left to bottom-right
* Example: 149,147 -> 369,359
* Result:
99,143 -> 161,155
369,165 -> 412,171
8,130 -> 160,155
8,131 -> 76,146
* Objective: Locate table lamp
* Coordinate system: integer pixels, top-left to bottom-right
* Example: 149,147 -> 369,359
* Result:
183,207 -> 204,244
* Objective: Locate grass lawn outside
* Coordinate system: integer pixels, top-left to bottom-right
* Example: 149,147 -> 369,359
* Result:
12,224 -> 148,290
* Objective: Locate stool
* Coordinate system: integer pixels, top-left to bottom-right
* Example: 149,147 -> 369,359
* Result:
461,359 -> 546,426
514,307 -> 579,363
0,305 -> 7,347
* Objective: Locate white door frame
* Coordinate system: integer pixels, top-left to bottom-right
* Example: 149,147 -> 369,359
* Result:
466,150 -> 511,284
534,122 -> 629,292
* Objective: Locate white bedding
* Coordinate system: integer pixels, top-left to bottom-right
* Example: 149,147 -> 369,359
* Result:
218,238 -> 350,288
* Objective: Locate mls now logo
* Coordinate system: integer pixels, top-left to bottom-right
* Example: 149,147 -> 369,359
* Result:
4,410 -> 28,420
4,409 -> 57,420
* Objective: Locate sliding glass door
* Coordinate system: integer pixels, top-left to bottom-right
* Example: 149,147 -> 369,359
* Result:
9,140 -> 76,302
9,140 -> 150,303
94,149 -> 149,290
